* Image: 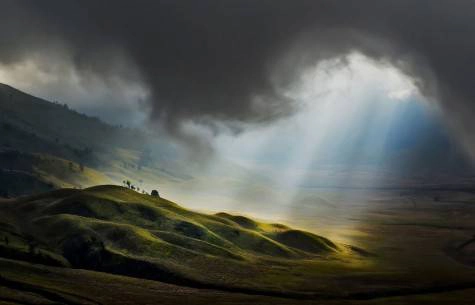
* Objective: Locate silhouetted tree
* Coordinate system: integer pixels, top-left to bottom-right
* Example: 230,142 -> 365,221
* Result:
62,235 -> 107,269
79,163 -> 84,172
151,190 -> 160,198
126,180 -> 131,188
68,161 -> 74,171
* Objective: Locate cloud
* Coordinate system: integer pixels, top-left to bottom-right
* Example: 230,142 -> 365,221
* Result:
1,1 -> 475,156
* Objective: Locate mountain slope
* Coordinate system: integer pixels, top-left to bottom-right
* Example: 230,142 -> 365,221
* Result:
0,185 -> 364,294
0,149 -> 115,196
0,83 -> 189,196
0,83 -> 146,153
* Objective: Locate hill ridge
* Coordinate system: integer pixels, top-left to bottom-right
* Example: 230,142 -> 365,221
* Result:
0,185 -> 366,294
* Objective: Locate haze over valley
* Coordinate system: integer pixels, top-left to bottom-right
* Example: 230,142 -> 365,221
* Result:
2,1 -> 475,304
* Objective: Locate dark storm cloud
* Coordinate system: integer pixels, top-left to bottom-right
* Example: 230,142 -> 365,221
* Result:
1,0 -> 475,151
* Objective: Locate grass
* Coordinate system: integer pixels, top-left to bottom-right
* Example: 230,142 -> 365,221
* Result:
2,187 -> 475,304
0,185 -> 370,296
0,150 -> 114,196
1,256 -> 475,305
32,154 -> 113,188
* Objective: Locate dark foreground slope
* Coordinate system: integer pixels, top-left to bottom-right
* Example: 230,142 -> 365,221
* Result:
0,185 -> 365,296
2,187 -> 475,304
1,257 -> 475,305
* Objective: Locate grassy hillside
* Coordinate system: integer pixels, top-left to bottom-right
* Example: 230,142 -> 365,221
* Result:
2,189 -> 475,304
0,83 -> 146,153
2,257 -> 475,305
0,83 -> 190,197
0,150 -> 113,196
0,185 -> 368,295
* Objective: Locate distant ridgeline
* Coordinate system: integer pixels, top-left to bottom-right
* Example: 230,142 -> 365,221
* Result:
0,83 -> 180,197
0,83 -> 147,160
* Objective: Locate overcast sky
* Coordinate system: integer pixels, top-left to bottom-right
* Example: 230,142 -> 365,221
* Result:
3,1 -> 475,225
0,1 -> 474,171
0,1 -> 474,149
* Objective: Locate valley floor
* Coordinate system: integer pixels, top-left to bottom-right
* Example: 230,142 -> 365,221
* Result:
2,188 -> 475,304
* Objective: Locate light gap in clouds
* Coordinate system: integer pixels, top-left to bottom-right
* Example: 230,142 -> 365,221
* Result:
176,53 -> 424,221
215,53 -> 420,170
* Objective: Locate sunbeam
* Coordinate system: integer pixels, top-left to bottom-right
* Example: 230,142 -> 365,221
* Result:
4,3 -> 475,303
191,54 -> 419,216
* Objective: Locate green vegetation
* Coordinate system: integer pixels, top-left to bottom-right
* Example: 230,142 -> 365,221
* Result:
2,256 -> 475,305
0,150 -> 113,196
0,185 -> 369,295
2,84 -> 475,303
0,83 -> 188,198
1,187 -> 475,304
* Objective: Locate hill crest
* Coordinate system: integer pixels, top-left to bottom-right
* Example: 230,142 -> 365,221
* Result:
0,185 -> 365,294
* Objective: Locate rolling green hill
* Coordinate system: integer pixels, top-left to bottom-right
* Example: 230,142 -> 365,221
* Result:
2,188 -> 475,304
0,185 -> 365,295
